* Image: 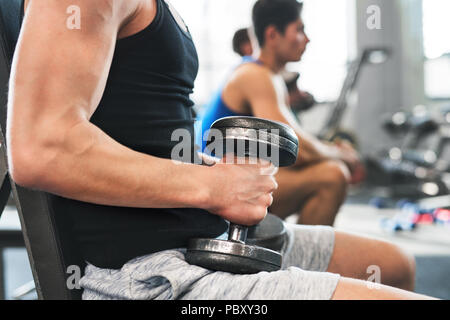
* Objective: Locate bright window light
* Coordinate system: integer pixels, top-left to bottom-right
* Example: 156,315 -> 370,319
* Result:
169,0 -> 351,106
423,0 -> 450,59
290,0 -> 350,102
422,0 -> 450,99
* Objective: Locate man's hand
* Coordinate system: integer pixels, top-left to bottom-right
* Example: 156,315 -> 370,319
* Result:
290,90 -> 316,113
203,155 -> 278,226
333,141 -> 365,184
334,141 -> 360,170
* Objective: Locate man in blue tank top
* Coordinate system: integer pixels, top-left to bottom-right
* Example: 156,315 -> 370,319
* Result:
198,27 -> 315,150
198,2 -> 362,227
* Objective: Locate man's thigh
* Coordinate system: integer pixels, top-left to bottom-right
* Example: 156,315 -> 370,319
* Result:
181,265 -> 340,300
327,231 -> 414,286
81,230 -> 341,300
281,223 -> 336,272
270,161 -> 347,218
269,165 -> 320,217
283,225 -> 417,291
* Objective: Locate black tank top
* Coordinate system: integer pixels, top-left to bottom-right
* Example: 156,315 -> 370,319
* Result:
47,0 -> 228,269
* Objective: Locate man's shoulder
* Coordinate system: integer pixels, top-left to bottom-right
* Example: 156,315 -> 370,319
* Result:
223,61 -> 279,108
68,0 -> 145,28
235,61 -> 270,76
24,0 -> 143,25
116,0 -> 158,38
230,62 -> 273,87
92,0 -> 141,13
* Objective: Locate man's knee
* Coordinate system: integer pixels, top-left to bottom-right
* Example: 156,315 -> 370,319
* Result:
363,239 -> 416,291
319,160 -> 350,192
384,242 -> 416,291
331,231 -> 416,290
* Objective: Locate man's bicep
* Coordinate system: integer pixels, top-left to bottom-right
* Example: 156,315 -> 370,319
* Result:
10,0 -> 120,128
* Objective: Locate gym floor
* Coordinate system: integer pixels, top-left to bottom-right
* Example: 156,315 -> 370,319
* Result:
341,189 -> 450,300
290,186 -> 450,300
2,188 -> 449,300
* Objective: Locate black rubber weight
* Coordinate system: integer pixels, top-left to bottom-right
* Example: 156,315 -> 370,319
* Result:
185,251 -> 281,274
208,116 -> 299,167
186,239 -> 282,274
211,116 -> 298,145
247,213 -> 287,252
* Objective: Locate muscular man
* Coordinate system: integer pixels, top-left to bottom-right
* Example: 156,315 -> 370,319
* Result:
8,0 -> 432,300
199,2 -> 360,226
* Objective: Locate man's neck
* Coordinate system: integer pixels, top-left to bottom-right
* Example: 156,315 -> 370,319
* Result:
257,49 -> 286,74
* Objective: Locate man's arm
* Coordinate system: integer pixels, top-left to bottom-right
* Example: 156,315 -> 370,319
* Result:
7,0 -> 277,226
7,0 -> 212,208
235,65 -> 343,167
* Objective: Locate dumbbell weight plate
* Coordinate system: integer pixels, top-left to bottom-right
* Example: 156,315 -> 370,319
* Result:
246,213 -> 287,252
186,239 -> 282,274
208,116 -> 299,167
211,116 -> 298,144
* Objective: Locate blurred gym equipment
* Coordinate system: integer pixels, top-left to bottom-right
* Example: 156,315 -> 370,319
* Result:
318,47 -> 391,148
366,104 -> 450,200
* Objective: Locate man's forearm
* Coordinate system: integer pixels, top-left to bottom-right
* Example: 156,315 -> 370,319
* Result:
274,106 -> 338,167
290,123 -> 339,167
11,120 -> 211,210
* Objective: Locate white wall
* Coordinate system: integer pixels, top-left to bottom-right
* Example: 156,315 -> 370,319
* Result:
169,0 -> 352,106
353,0 -> 425,155
168,0 -> 430,157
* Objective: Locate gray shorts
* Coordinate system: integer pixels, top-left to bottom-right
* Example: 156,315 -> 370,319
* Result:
79,223 -> 340,300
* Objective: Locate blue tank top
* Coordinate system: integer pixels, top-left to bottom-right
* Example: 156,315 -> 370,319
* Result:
197,56 -> 261,152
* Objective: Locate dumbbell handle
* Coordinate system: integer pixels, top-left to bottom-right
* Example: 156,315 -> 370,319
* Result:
228,223 -> 248,244
216,153 -> 250,244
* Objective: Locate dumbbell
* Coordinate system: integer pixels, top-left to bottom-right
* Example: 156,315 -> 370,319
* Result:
185,116 -> 299,274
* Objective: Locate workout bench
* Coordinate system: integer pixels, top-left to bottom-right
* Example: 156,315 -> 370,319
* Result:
0,0 -> 83,300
